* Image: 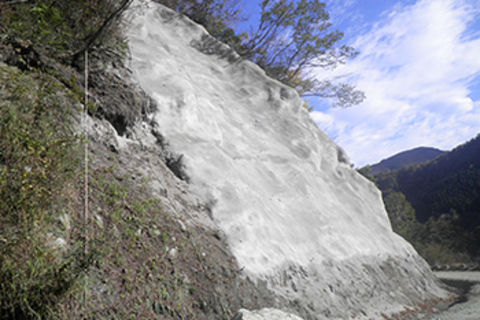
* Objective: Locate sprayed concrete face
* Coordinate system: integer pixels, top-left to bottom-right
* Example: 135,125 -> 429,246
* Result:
126,1 -> 448,318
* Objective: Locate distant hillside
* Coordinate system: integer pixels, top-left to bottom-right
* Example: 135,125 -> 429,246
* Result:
360,134 -> 480,266
370,147 -> 445,174
384,135 -> 480,224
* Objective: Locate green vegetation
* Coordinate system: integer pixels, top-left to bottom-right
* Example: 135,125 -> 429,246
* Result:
158,0 -> 364,108
0,1 -> 132,317
0,0 -> 132,65
0,64 -> 89,319
359,136 -> 480,266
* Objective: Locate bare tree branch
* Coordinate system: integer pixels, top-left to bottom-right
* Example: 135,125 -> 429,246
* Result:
72,0 -> 133,63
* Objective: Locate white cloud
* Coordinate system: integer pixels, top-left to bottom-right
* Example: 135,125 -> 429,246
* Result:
313,0 -> 480,167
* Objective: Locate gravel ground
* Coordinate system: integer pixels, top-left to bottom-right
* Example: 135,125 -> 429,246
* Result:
424,272 -> 480,320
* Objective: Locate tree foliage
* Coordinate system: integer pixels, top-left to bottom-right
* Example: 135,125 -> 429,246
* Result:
243,0 -> 364,107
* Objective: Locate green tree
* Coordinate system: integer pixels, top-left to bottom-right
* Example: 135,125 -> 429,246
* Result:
242,0 -> 364,107
383,192 -> 417,236
357,165 -> 376,183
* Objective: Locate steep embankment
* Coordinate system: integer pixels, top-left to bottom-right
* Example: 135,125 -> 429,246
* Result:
124,1 -> 449,318
0,0 -> 452,318
0,3 -> 281,318
0,45 -> 281,319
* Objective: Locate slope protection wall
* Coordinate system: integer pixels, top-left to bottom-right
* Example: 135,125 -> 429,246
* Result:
126,1 -> 448,318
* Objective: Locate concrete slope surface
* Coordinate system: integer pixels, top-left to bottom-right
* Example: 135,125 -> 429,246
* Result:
126,1 -> 448,318
236,308 -> 305,320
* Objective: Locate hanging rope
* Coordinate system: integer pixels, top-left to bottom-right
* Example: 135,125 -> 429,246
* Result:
83,49 -> 89,318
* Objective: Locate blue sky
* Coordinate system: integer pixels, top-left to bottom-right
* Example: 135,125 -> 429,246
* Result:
236,0 -> 480,166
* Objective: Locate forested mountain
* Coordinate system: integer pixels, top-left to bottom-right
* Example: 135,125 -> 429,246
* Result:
378,135 -> 480,223
370,147 -> 445,174
360,134 -> 480,266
